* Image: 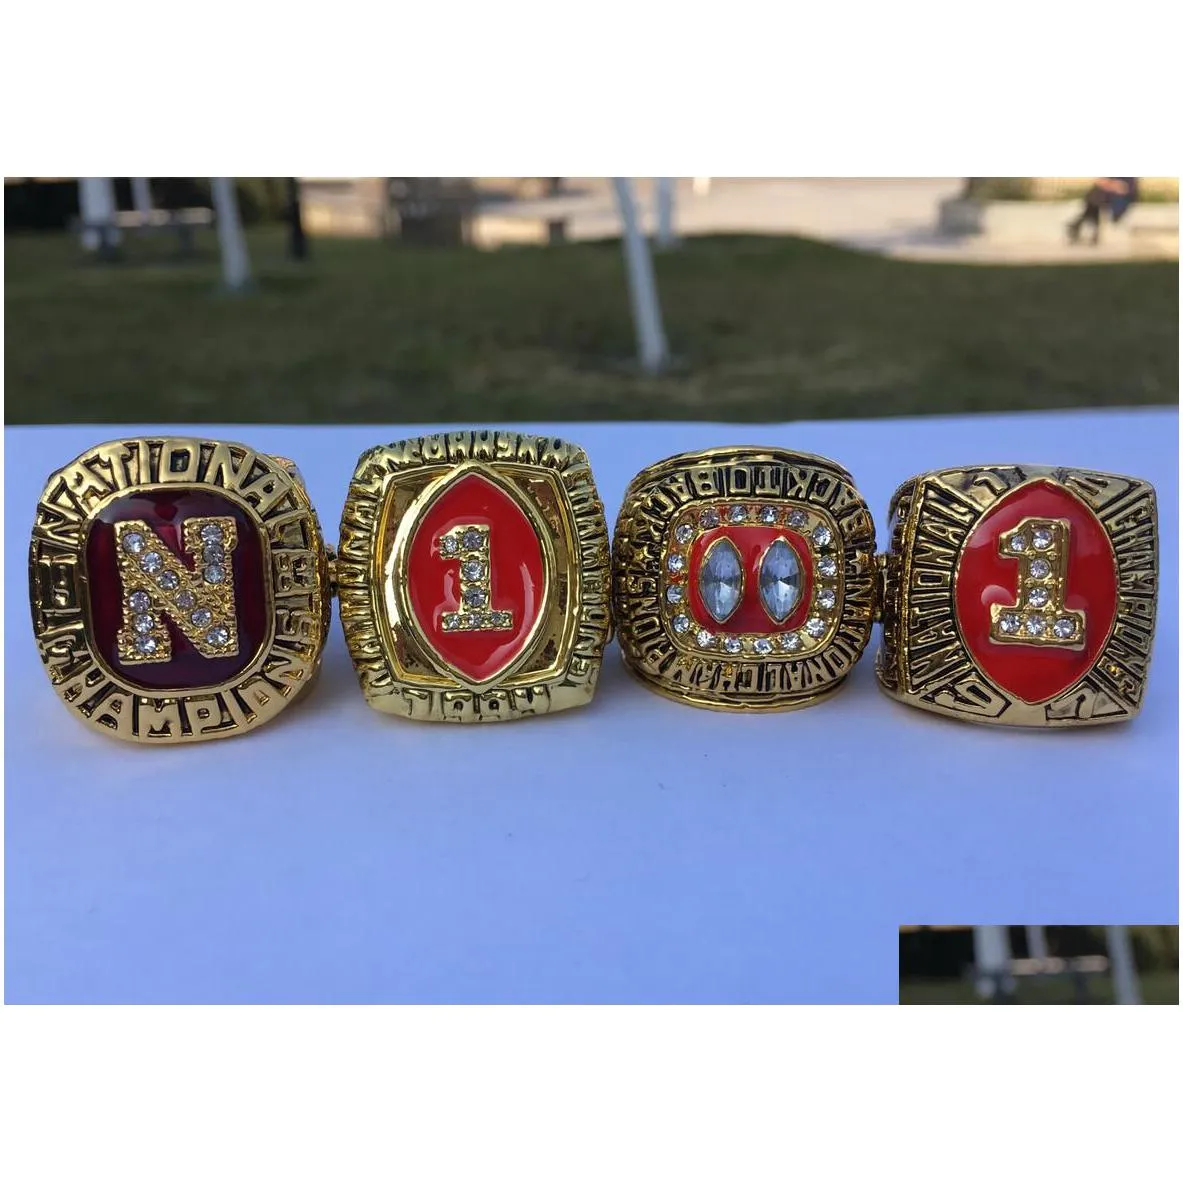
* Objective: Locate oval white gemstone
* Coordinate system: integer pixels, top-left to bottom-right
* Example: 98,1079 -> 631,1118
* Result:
700,508 -> 720,528
1000,613 -> 1022,634
1053,617 -> 1075,638
666,585 -> 684,604
128,590 -> 151,612
207,626 -> 230,646
812,525 -> 832,546
1030,558 -> 1051,579
675,524 -> 694,545
135,636 -> 157,655
805,617 -> 826,638
698,539 -> 744,623
672,614 -> 691,633
134,613 -> 156,634
723,637 -> 743,654
1025,615 -> 1047,636
787,509 -> 808,529
780,632 -> 802,651
1009,534 -> 1027,553
1032,528 -> 1053,550
1027,587 -> 1049,608
696,629 -> 714,648
200,523 -> 224,544
817,588 -> 836,610
204,565 -> 225,584
758,539 -> 802,623
759,506 -> 777,524
157,570 -> 179,590
818,555 -> 838,578
122,532 -> 145,554
140,552 -> 163,573
728,505 -> 747,523
753,637 -> 773,655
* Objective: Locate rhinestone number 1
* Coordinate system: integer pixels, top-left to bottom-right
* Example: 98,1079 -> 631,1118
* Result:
989,516 -> 1085,646
437,524 -> 515,633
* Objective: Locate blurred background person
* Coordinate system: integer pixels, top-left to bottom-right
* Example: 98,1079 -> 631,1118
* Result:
1067,176 -> 1139,245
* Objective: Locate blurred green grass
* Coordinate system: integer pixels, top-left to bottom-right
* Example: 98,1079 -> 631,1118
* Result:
4,227 -> 1178,424
900,969 -> 1179,1005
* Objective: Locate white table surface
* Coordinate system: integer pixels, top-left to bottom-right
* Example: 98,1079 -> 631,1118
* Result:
4,412 -> 1178,1003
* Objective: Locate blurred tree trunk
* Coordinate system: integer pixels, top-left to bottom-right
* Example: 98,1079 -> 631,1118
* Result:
287,178 -> 308,260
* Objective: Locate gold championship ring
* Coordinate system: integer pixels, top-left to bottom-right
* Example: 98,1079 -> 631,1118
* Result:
337,431 -> 612,722
27,437 -> 331,743
877,463 -> 1158,727
612,446 -> 878,711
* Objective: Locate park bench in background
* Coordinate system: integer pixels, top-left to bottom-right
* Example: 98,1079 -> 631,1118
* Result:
72,206 -> 214,259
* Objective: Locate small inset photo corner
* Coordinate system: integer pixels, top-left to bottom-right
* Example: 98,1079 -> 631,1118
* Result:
899,926 -> 1179,1005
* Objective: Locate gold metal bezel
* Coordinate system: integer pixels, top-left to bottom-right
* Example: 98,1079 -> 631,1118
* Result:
337,431 -> 611,723
27,437 -> 330,744
876,463 -> 1157,726
613,445 -> 878,712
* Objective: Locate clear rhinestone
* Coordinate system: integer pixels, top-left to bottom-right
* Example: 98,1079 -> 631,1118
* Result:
759,506 -> 778,525
696,629 -> 715,648
140,551 -> 163,574
787,509 -> 808,529
128,590 -> 151,612
204,543 -> 225,562
200,523 -> 224,544
817,588 -> 836,610
818,556 -> 838,578
1025,615 -> 1047,636
672,614 -> 691,634
780,632 -> 802,651
157,570 -> 179,590
700,508 -> 720,528
1053,617 -> 1075,639
753,637 -> 773,655
135,636 -> 157,656
667,553 -> 685,574
204,565 -> 225,584
666,585 -> 684,604
999,613 -> 1022,634
675,524 -> 695,545
1027,587 -> 1049,608
462,528 -> 483,551
464,587 -> 487,608
191,608 -> 212,627
805,616 -> 826,638
460,614 -> 476,628
757,538 -> 802,623
728,505 -> 747,523
134,613 -> 155,634
175,589 -> 196,610
1032,528 -> 1053,550
812,525 -> 832,546
1009,534 -> 1027,553
206,626 -> 230,646
723,637 -> 743,655
1030,558 -> 1051,579
699,538 -> 744,623
441,535 -> 458,556
122,531 -> 145,554
461,560 -> 485,581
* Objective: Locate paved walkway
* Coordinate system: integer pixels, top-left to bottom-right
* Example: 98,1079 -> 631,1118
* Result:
474,178 -> 1179,264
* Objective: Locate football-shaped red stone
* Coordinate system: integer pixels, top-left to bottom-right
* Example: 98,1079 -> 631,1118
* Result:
955,479 -> 1117,704
406,471 -> 546,685
85,490 -> 267,691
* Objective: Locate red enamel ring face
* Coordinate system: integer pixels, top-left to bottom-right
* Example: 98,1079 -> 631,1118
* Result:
876,464 -> 1158,728
661,500 -> 843,659
339,433 -> 612,724
954,479 -> 1118,705
398,467 -> 550,687
612,446 -> 879,712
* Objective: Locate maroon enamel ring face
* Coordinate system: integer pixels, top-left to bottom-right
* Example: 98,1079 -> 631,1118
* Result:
877,464 -> 1158,726
28,438 -> 330,743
